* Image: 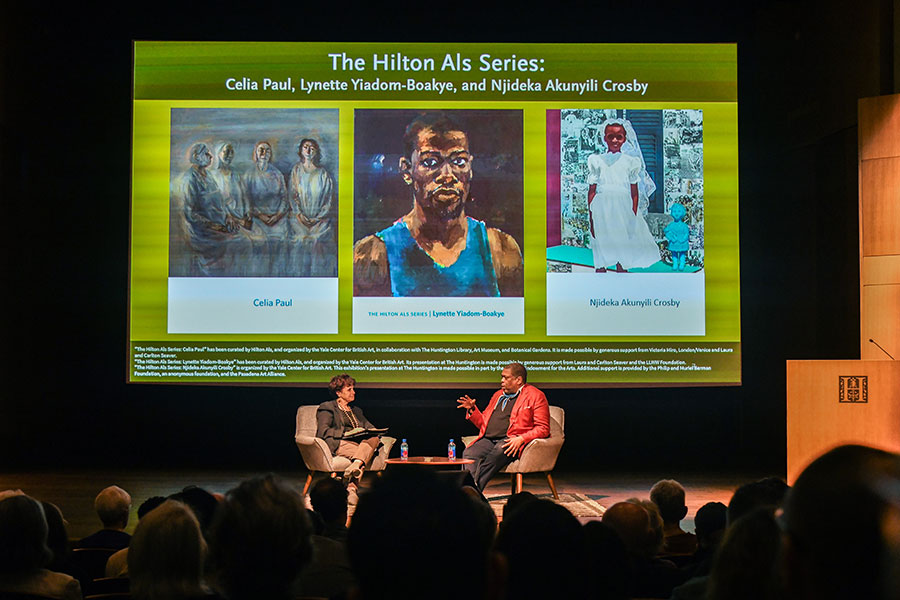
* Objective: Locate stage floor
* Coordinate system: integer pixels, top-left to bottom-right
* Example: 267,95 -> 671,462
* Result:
0,467 -> 772,537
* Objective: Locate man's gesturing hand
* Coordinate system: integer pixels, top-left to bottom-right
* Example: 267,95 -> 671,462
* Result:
457,395 -> 477,411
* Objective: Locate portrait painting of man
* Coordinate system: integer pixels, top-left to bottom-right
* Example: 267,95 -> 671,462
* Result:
353,110 -> 524,298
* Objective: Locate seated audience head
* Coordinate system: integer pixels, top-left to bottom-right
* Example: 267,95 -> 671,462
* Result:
583,521 -> 629,600
495,498 -> 586,598
40,501 -> 69,569
138,496 -> 167,520
460,486 -> 498,544
502,490 -> 537,521
209,474 -> 313,600
602,501 -> 652,558
649,479 -> 688,525
95,485 -> 132,530
727,476 -> 788,524
694,501 -> 727,549
0,494 -> 52,574
626,498 -> 665,557
305,508 -> 325,535
309,477 -> 348,526
781,444 -> 900,600
707,507 -> 783,600
328,373 -> 356,398
128,500 -> 207,600
0,489 -> 25,502
348,467 -> 491,600
169,486 -> 218,536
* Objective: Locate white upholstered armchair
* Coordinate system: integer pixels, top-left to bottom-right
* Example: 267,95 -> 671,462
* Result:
462,405 -> 565,499
294,405 -> 397,495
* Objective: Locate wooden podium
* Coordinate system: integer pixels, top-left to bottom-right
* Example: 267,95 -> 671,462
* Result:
785,94 -> 900,484
786,360 -> 900,483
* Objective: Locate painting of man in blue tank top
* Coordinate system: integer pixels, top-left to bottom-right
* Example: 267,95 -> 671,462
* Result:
354,112 -> 524,297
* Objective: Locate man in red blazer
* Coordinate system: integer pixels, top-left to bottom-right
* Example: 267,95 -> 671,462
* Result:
457,362 -> 550,492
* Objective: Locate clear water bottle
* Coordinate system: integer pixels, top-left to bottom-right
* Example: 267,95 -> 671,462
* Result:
400,439 -> 409,460
448,439 -> 456,461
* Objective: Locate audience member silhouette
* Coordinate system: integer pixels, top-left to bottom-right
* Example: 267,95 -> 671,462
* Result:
169,486 -> 219,538
298,477 -> 355,600
670,495 -> 765,600
76,485 -> 132,550
583,521 -> 629,600
128,500 -> 213,600
602,501 -> 650,557
602,501 -> 682,598
688,500 -> 727,576
495,498 -> 586,599
0,494 -> 81,600
139,496 -> 168,518
295,528 -> 355,600
105,495 -> 166,578
882,462 -> 900,600
628,498 -> 667,558
347,467 -> 496,600
208,474 -> 312,600
501,490 -> 538,521
727,475 -> 788,524
41,501 -> 91,591
650,479 -> 697,556
705,507 -> 784,600
461,486 -> 499,545
305,508 -> 326,535
780,444 -> 900,600
308,477 -> 349,542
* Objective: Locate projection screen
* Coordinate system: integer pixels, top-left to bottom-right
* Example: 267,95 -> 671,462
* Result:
130,42 -> 740,386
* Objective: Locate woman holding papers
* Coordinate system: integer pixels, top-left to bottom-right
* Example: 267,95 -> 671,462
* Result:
316,374 -> 384,486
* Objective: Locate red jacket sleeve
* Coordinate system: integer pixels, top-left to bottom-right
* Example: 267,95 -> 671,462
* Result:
466,391 -> 501,439
467,405 -> 485,430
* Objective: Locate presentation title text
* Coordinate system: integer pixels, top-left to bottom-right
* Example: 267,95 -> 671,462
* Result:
328,52 -> 546,73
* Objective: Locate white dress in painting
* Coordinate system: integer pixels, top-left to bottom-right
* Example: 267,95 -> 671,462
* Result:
587,152 -> 660,270
209,164 -> 264,277
180,167 -> 232,276
243,164 -> 290,277
288,164 -> 336,277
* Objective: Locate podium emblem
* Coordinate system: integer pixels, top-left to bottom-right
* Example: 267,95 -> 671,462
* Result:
839,376 -> 868,403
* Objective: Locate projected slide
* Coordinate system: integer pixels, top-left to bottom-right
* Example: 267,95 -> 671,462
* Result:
130,42 -> 740,386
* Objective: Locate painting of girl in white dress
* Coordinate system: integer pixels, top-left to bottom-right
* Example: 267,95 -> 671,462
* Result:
587,119 -> 660,272
547,109 -> 704,274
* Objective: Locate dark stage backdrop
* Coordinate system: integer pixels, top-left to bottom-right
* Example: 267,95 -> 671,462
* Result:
0,1 -> 895,473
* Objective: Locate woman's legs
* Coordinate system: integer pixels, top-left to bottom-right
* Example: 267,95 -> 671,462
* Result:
336,436 -> 380,479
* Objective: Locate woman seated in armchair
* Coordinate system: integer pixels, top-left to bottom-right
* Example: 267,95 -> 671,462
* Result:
316,374 -> 382,488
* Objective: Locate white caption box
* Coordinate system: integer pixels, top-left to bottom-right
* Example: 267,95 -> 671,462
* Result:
168,277 -> 338,334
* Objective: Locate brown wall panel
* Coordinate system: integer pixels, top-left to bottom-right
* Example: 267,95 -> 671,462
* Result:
861,255 -> 900,286
861,284 -> 900,359
859,94 -> 900,161
859,94 -> 900,358
860,157 -> 900,256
